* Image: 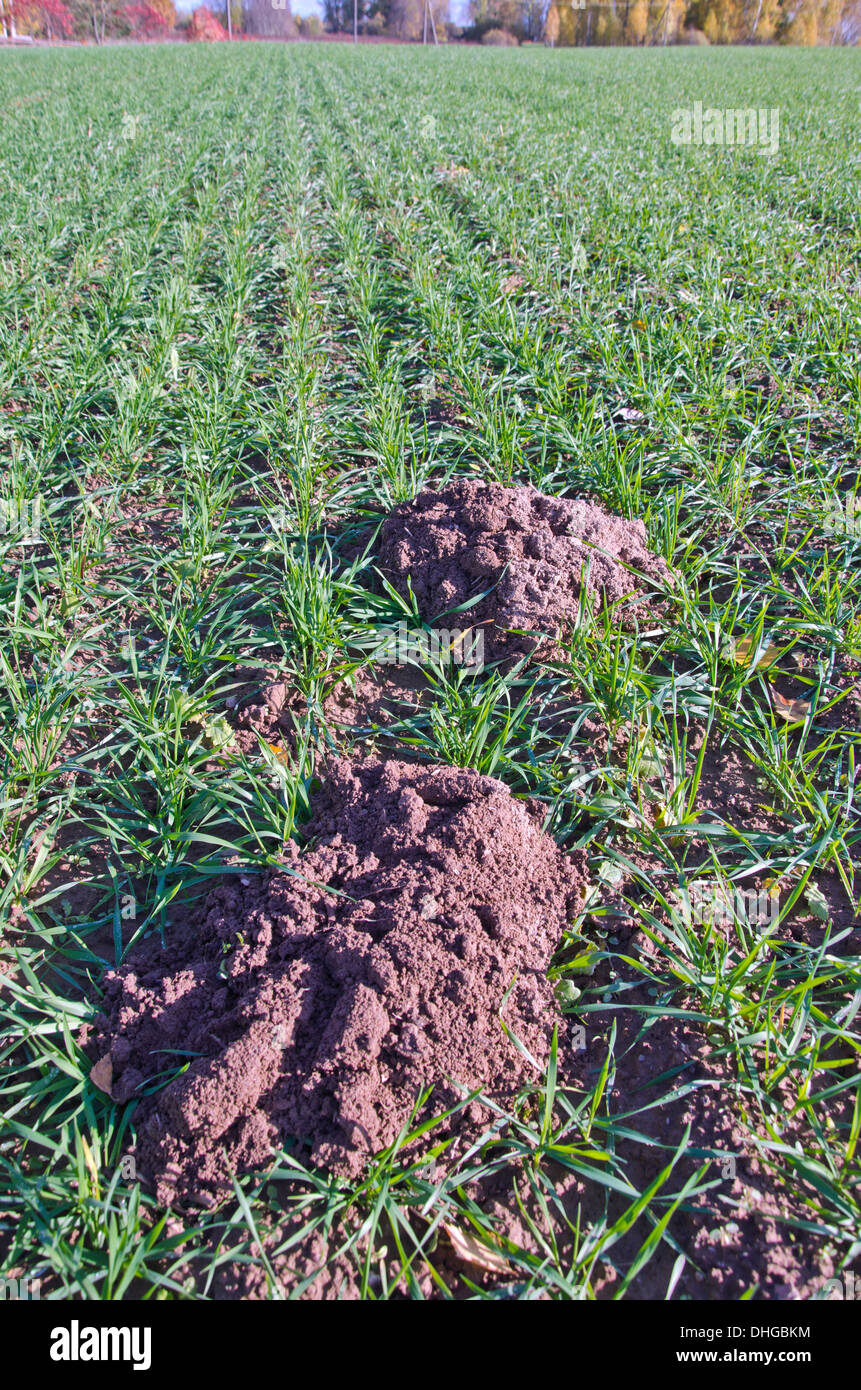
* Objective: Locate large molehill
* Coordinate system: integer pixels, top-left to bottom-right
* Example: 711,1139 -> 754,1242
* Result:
85,758 -> 585,1206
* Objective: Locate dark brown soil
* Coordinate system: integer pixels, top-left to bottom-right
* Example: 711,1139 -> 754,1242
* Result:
377,478 -> 672,661
448,1001 -> 851,1302
231,664 -> 428,756
83,757 -> 586,1206
170,997 -> 855,1302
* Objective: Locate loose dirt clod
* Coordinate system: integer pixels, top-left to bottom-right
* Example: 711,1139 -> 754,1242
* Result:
85,758 -> 586,1206
377,478 -> 671,661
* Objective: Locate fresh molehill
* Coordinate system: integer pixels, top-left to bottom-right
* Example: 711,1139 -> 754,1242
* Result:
85,759 -> 585,1205
378,479 -> 672,660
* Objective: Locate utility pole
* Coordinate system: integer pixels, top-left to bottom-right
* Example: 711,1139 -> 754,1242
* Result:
226,0 -> 232,38
353,0 -> 357,42
423,0 -> 438,44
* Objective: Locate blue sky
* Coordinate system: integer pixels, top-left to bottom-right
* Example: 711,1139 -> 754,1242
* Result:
175,0 -> 324,13
178,0 -> 469,21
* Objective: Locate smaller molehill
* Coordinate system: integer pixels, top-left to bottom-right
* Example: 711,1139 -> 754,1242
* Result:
378,478 -> 671,661
84,759 -> 586,1206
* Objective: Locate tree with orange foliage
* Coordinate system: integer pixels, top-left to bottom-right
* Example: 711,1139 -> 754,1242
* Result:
187,2 -> 227,36
625,0 -> 649,41
146,0 -> 175,25
8,0 -> 74,35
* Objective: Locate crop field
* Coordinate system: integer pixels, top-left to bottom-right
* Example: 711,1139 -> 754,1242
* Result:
0,40 -> 860,1304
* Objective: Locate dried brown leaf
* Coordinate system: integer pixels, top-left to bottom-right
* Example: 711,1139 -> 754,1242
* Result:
442,1222 -> 512,1276
772,689 -> 811,723
90,1054 -> 113,1096
734,635 -> 782,670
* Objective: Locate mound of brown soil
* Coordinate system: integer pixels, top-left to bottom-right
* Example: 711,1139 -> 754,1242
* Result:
85,759 -> 585,1206
377,479 -> 671,661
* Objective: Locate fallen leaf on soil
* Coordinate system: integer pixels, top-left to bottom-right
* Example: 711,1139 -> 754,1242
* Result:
202,717 -> 234,752
803,882 -> 830,922
80,1133 -> 100,1188
772,690 -> 811,723
734,635 -> 783,670
90,1055 -> 113,1096
555,979 -> 582,1008
442,1222 -> 512,1275
581,882 -> 599,910
500,273 -> 524,294
597,859 -> 625,887
567,947 -> 602,976
264,740 -> 292,766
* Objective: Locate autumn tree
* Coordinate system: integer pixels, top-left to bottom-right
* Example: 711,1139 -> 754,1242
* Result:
322,0 -> 369,30
518,0 -> 547,38
625,0 -> 649,40
837,0 -> 861,39
65,0 -> 116,41
782,0 -> 845,40
147,0 -> 174,23
689,0 -> 840,43
594,2 -> 625,42
744,0 -> 782,39
384,0 -> 447,38
8,0 -> 73,35
466,0 -> 861,46
186,2 -> 227,36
